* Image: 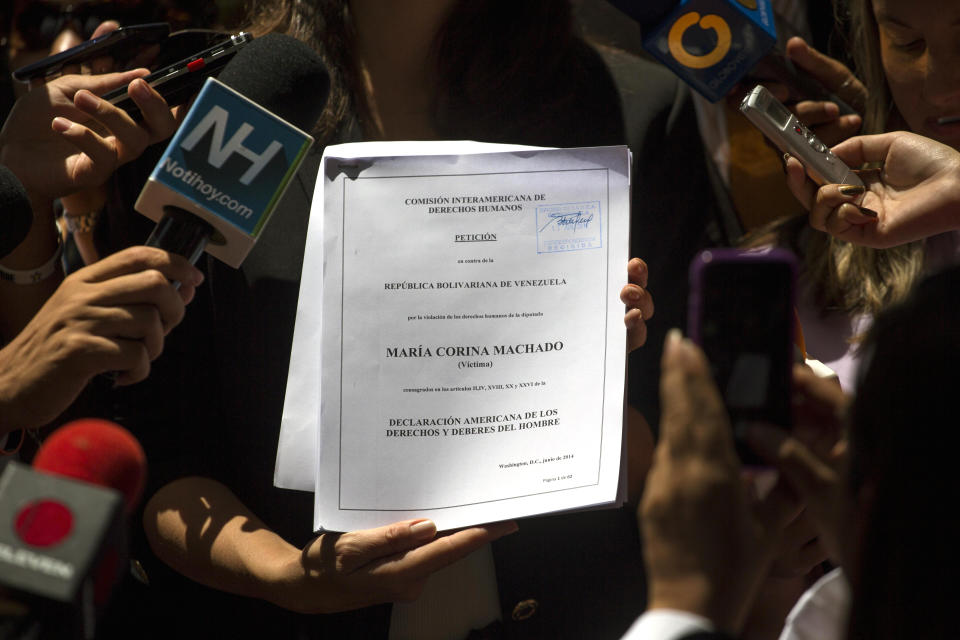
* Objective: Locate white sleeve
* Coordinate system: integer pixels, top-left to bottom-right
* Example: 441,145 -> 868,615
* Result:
622,609 -> 717,640
779,568 -> 850,640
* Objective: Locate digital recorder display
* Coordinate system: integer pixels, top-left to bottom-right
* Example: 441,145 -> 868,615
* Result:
763,95 -> 793,127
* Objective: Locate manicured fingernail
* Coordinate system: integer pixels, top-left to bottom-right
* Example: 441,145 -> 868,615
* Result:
74,90 -> 99,110
51,117 -> 73,132
410,520 -> 437,539
839,184 -> 865,196
857,206 -> 878,218
504,521 -> 519,535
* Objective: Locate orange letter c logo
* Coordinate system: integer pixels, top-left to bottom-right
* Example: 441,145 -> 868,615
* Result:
667,12 -> 732,69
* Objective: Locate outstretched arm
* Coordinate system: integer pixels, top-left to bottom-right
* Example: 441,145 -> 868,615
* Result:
144,476 -> 518,614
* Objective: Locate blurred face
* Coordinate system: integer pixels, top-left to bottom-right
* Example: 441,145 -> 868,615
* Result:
873,0 -> 960,149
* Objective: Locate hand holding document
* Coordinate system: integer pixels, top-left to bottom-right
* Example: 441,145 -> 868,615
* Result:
277,142 -> 631,532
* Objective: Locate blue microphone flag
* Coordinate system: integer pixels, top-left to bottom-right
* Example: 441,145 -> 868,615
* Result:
638,0 -> 777,102
136,77 -> 313,267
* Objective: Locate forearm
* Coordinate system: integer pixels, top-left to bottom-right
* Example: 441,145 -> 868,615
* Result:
143,476 -> 302,606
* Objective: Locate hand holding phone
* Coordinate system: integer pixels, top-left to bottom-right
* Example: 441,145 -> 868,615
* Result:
101,32 -> 253,122
687,248 -> 797,466
0,70 -> 178,203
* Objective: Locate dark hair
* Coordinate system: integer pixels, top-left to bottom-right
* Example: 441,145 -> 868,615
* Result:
243,0 -> 623,148
431,1 -> 608,147
845,265 -> 960,639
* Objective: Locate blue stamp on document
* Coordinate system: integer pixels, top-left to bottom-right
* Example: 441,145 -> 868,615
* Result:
536,201 -> 602,254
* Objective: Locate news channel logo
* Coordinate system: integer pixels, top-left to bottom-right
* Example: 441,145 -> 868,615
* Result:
642,0 -> 776,102
155,77 -> 313,236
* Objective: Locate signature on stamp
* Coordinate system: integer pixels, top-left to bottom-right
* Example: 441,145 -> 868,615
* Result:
535,201 -> 602,254
540,211 -> 594,233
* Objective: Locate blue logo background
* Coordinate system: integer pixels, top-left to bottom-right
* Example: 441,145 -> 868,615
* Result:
152,78 -> 312,236
641,0 -> 776,102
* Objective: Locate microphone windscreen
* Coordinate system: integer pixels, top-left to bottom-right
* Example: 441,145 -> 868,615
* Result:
0,164 -> 33,260
33,419 -> 147,513
217,33 -> 331,133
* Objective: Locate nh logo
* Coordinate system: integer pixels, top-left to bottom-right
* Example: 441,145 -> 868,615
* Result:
180,105 -> 283,185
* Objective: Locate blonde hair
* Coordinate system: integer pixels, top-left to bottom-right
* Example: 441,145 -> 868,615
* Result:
762,0 -> 925,317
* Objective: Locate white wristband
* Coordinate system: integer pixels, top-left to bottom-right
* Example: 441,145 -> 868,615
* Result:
0,240 -> 63,285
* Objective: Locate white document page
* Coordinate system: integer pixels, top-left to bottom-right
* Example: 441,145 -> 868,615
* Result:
276,141 -> 543,491
316,145 -> 630,531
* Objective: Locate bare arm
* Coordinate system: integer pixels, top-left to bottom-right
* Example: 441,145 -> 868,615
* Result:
144,476 -> 518,614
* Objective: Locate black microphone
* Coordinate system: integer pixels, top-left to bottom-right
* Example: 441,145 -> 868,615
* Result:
138,33 -> 330,269
0,165 -> 33,260
607,0 -> 856,112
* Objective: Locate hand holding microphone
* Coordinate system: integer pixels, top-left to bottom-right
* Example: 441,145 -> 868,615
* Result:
609,0 -> 860,121
0,246 -> 202,434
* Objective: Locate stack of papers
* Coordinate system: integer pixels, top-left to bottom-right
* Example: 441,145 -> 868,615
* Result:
275,141 -> 632,532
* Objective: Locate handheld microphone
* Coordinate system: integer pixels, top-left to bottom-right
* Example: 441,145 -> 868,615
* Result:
0,419 -> 146,639
0,165 -> 33,260
137,33 -> 330,268
607,0 -> 855,112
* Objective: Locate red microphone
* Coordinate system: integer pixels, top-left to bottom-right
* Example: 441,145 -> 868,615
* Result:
0,419 -> 146,639
32,418 -> 147,513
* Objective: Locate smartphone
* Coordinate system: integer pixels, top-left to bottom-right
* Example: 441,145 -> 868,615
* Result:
740,84 -> 864,188
688,248 -> 797,466
13,23 -> 171,82
102,32 -> 254,122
